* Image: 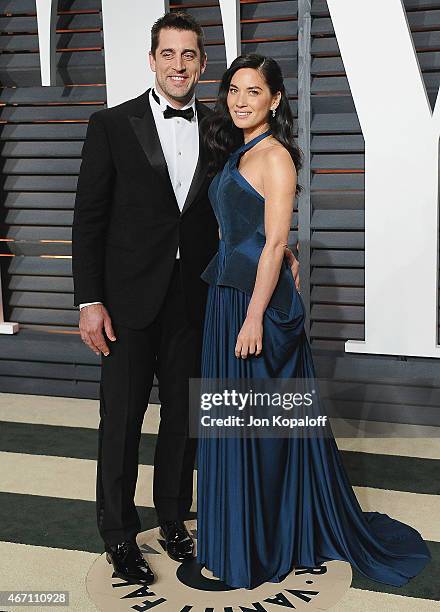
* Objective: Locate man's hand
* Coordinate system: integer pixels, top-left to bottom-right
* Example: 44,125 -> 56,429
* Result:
285,242 -> 300,293
79,304 -> 116,356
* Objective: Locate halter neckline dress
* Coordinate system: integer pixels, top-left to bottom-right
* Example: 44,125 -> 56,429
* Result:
196,130 -> 431,589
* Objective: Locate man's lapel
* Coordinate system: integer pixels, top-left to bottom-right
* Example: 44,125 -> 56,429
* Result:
129,90 -> 210,216
181,100 -> 211,216
128,89 -> 178,205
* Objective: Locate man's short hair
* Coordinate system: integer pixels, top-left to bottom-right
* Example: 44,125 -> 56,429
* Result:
151,11 -> 206,58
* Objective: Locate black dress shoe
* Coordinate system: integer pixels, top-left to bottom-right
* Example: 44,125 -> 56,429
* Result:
159,520 -> 195,562
105,540 -> 155,584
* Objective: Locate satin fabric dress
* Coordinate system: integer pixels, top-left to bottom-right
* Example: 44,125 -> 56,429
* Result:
196,131 -> 431,589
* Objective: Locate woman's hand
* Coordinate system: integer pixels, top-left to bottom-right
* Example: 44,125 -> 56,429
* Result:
235,315 -> 263,359
284,243 -> 300,293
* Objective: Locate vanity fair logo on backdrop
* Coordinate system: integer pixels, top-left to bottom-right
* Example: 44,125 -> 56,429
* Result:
34,0 -> 440,359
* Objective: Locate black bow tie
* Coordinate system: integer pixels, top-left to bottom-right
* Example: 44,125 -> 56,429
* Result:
163,106 -> 195,122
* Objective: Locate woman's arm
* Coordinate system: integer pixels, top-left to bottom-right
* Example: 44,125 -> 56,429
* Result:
235,147 -> 297,359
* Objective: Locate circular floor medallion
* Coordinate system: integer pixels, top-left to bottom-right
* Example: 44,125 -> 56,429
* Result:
86,520 -> 352,611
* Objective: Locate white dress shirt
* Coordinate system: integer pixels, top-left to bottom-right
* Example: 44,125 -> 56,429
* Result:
79,88 -> 199,310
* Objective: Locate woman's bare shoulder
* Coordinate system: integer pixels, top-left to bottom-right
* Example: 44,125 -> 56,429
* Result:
262,142 -> 297,177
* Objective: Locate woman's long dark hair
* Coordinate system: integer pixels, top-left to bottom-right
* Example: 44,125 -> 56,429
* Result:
201,53 -> 303,196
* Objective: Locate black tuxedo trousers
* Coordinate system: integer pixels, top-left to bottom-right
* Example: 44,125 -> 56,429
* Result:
97,260 -> 202,544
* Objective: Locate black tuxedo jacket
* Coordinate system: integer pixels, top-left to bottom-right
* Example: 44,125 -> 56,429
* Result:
72,89 -> 218,329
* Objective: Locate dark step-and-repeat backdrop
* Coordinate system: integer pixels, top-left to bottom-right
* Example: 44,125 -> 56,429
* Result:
0,0 -> 439,427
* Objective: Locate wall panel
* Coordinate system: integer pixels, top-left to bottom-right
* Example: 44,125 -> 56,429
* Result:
0,0 -> 439,428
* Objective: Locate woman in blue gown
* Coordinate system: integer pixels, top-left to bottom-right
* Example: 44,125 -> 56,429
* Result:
196,53 -> 431,590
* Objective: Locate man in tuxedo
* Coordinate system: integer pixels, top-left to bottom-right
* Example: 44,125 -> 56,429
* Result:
72,12 -> 218,584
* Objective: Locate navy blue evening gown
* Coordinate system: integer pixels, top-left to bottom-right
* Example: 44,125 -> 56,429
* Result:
196,131 -> 431,589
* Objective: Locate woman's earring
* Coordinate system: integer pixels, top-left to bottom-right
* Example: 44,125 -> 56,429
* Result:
271,108 -> 276,117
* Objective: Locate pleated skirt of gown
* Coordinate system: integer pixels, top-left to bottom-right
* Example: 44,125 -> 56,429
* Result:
196,243 -> 431,590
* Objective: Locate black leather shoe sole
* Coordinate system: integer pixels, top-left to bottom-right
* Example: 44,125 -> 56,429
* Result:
106,552 -> 155,585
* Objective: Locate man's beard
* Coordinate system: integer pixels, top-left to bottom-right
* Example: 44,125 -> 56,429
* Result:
158,76 -> 195,103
